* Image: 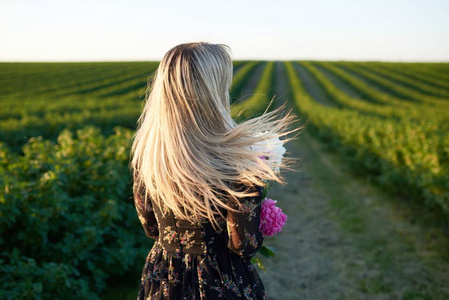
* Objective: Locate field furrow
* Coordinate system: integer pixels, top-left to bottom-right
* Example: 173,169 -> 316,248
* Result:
314,61 -> 449,122
292,63 -> 335,107
229,61 -> 262,102
0,63 -> 128,96
339,62 -> 448,105
355,63 -> 449,99
232,61 -> 275,121
313,63 -> 373,102
366,63 -> 449,93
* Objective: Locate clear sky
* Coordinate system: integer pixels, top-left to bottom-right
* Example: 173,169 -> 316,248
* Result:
1,0 -> 448,62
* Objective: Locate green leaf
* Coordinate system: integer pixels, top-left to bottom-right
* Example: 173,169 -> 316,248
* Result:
33,283 -> 43,293
258,245 -> 277,258
265,246 -> 277,253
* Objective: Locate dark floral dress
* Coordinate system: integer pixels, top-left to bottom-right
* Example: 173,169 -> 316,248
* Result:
133,181 -> 267,300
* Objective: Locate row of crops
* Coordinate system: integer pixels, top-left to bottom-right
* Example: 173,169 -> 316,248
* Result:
284,61 -> 448,218
0,61 -> 258,153
1,60 -> 448,298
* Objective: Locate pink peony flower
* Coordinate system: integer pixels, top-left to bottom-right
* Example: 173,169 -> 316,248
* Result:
259,198 -> 287,236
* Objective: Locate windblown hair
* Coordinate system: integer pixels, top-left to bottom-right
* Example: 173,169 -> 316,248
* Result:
129,42 -> 302,231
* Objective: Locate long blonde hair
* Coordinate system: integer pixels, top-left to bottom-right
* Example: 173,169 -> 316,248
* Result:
129,42 -> 302,230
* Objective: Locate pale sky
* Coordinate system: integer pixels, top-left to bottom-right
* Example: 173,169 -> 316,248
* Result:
1,0 -> 448,62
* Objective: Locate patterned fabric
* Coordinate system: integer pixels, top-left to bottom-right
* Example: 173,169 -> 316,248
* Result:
133,181 -> 267,300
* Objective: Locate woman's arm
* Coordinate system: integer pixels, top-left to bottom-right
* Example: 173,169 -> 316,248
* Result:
133,182 -> 159,240
225,183 -> 264,259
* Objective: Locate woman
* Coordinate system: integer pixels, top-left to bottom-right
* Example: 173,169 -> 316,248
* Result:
130,42 -> 300,299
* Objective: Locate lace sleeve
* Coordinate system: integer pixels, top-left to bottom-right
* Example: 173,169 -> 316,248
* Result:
133,182 -> 159,240
225,183 -> 265,259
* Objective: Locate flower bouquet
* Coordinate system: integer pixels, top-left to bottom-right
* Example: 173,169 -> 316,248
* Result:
250,131 -> 288,272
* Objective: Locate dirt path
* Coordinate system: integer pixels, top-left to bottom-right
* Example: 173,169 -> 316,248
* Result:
258,62 -> 356,299
233,63 -> 245,75
257,62 -> 449,300
292,63 -> 335,107
336,64 -> 397,96
240,62 -> 267,100
313,64 -> 367,100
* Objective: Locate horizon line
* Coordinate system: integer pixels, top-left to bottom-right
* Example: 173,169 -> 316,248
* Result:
1,58 -> 448,63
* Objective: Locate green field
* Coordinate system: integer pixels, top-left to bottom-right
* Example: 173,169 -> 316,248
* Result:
1,61 -> 448,299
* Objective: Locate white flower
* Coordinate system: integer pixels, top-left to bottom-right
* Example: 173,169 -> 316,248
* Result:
250,131 -> 286,174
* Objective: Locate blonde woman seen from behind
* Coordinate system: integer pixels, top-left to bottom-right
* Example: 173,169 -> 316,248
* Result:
130,42 -> 301,299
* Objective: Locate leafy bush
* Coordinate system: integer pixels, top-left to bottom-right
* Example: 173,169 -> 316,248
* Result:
0,126 -> 152,299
